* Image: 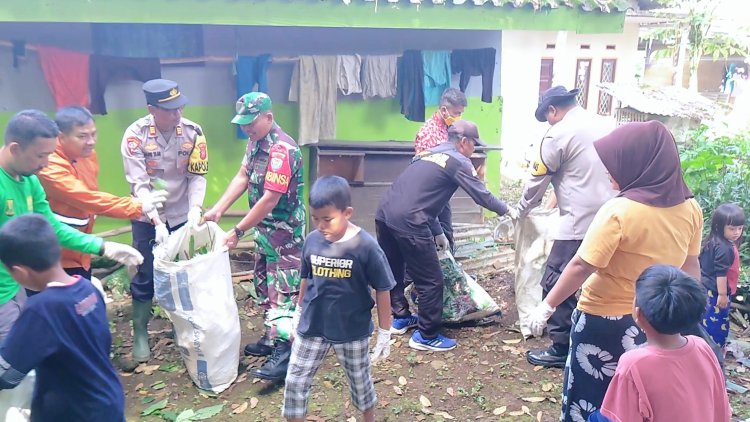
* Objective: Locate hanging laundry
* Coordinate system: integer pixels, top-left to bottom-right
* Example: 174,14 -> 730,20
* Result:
289,56 -> 337,145
88,55 -> 161,115
422,51 -> 452,107
397,50 -> 425,122
362,55 -> 398,99
11,40 -> 25,69
37,46 -> 90,109
338,54 -> 363,95
451,48 -> 496,103
235,54 -> 271,138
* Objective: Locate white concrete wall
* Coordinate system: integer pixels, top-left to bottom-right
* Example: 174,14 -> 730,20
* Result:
499,22 -> 641,180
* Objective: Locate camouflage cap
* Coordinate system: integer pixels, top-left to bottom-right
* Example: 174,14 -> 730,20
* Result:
231,92 -> 272,125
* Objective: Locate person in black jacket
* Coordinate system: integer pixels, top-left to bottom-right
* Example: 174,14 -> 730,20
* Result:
375,120 -> 511,352
700,203 -> 745,349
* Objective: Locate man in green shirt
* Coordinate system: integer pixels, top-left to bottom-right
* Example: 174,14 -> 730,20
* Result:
0,110 -> 142,340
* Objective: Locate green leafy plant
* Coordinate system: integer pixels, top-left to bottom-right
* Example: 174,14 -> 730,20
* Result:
680,125 -> 750,289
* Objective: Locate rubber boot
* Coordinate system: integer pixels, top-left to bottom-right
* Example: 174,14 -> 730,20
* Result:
251,341 -> 291,381
132,300 -> 152,363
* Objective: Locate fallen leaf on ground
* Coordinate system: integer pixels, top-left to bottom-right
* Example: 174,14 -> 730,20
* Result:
522,405 -> 531,415
435,411 -> 454,419
134,382 -> 144,391
398,376 -> 407,386
250,397 -> 259,409
420,407 -> 432,415
492,406 -> 507,415
537,411 -> 543,421
140,398 -> 168,416
175,409 -> 195,421
542,382 -> 554,392
232,402 -> 248,414
419,395 -> 432,407
522,397 -> 546,403
502,338 -> 522,344
508,410 -> 525,416
393,386 -> 403,395
446,387 -> 454,396
191,403 -> 224,420
347,418 -> 356,422
533,365 -> 544,372
135,364 -> 160,375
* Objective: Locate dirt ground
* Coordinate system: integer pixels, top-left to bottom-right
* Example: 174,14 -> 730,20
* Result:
115,271 -> 750,422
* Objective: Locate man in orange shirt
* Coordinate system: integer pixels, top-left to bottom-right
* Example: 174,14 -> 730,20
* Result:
38,106 -> 166,280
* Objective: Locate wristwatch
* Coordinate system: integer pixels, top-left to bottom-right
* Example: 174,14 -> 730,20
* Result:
232,226 -> 245,238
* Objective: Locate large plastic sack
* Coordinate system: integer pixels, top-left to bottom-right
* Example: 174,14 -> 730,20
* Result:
0,370 -> 34,421
439,251 -> 500,323
153,223 -> 240,393
514,208 -> 559,337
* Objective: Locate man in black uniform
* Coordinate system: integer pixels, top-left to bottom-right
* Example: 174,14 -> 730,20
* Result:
376,120 -> 511,352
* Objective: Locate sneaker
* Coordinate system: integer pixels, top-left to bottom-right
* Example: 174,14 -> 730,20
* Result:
390,314 -> 418,335
408,330 -> 457,352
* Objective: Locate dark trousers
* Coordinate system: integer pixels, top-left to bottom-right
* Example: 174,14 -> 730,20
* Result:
131,220 -> 184,302
376,220 -> 444,338
403,205 -> 453,288
541,239 -> 582,351
437,204 -> 455,252
65,267 -> 92,280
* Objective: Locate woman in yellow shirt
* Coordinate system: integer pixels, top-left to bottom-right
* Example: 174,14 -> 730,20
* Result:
528,121 -> 704,422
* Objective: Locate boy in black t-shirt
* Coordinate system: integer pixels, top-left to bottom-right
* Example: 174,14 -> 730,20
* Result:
283,176 -> 395,422
0,215 -> 125,421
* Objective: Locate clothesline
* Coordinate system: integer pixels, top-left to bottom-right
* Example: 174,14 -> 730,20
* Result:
0,41 -> 404,65
0,40 -> 304,65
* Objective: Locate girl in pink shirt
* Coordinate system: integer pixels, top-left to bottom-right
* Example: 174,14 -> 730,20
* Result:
590,265 -> 730,422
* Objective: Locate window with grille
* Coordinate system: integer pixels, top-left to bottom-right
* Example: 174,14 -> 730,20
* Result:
539,58 -> 554,96
574,59 -> 592,108
598,59 -> 617,115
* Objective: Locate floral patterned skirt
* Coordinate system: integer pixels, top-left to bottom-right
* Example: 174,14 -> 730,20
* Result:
560,310 -> 647,422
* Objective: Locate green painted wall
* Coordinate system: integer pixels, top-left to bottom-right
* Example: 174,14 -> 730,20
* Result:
0,0 -> 624,34
0,96 -> 502,240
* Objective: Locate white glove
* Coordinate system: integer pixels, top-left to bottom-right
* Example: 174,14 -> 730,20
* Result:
187,206 -> 203,229
140,190 -> 168,221
102,241 -> 143,266
154,224 -> 169,245
434,233 -> 449,252
506,206 -> 520,220
370,327 -> 392,363
529,300 -> 556,338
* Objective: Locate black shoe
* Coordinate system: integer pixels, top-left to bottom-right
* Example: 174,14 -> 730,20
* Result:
526,345 -> 568,368
251,341 -> 291,381
244,335 -> 273,357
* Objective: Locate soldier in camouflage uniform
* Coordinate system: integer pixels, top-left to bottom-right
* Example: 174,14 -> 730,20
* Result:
203,92 -> 304,381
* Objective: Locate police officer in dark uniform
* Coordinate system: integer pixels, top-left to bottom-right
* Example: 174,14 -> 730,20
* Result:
376,120 -> 511,352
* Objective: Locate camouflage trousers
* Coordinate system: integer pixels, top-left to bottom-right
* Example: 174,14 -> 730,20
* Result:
253,247 -> 302,344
